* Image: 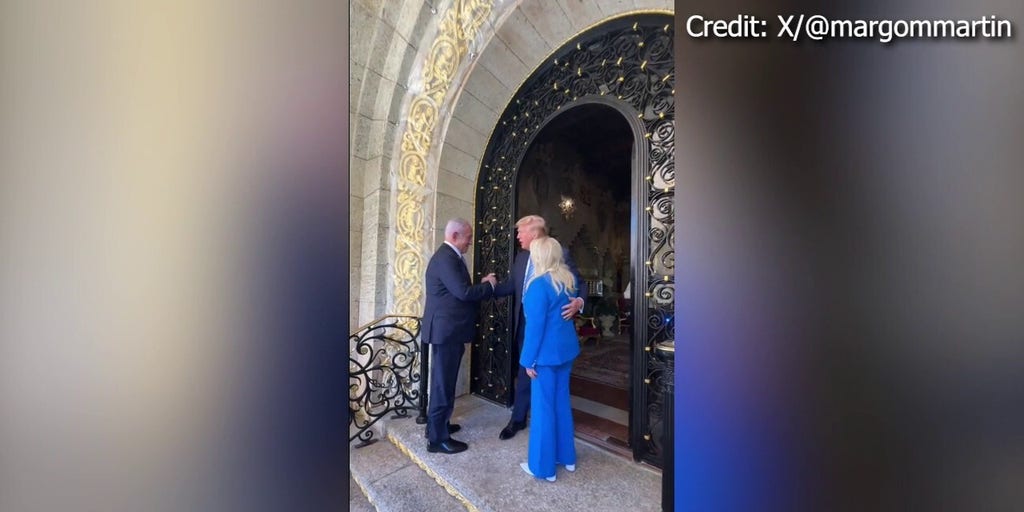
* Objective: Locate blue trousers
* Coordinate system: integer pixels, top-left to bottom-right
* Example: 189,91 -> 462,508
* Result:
510,314 -> 530,422
526,360 -> 576,478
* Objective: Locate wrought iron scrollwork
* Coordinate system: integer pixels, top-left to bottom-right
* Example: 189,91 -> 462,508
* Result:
472,14 -> 674,468
349,315 -> 422,447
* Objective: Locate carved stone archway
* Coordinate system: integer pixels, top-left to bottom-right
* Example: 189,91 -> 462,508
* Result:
470,13 -> 674,468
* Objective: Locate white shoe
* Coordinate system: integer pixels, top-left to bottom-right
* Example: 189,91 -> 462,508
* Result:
520,462 -> 556,482
564,464 -> 575,472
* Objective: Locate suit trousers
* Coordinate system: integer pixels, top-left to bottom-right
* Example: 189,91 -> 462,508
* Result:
510,312 -> 530,423
525,360 -> 576,479
426,342 -> 465,444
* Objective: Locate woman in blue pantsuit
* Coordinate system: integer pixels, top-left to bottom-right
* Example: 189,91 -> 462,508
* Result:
519,237 -> 581,482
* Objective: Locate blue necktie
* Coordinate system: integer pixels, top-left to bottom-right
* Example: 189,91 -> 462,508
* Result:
522,257 -> 533,297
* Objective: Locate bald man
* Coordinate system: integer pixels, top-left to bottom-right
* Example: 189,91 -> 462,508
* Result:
422,218 -> 497,454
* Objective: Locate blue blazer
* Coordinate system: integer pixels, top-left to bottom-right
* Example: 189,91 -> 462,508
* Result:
422,244 -> 494,345
519,274 -> 581,368
493,248 -> 587,339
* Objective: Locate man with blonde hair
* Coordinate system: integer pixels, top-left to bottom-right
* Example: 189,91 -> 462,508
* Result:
491,215 -> 585,440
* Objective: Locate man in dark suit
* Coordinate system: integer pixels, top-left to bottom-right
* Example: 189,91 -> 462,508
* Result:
492,215 -> 585,440
422,218 -> 497,454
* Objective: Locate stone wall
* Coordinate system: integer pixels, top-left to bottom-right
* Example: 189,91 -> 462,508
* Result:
349,0 -> 673,395
349,0 -> 439,329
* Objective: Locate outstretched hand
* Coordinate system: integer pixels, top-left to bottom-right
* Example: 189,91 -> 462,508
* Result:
481,273 -> 497,287
560,297 -> 583,320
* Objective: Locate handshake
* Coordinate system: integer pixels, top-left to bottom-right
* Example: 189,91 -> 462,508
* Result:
481,273 -> 497,287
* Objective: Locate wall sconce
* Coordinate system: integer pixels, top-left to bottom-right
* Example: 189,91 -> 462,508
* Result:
558,195 -> 575,220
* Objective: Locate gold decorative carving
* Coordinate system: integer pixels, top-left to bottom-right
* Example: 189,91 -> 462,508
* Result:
393,0 -> 493,315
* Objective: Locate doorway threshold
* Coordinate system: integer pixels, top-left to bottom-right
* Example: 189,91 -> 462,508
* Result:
572,408 -> 632,460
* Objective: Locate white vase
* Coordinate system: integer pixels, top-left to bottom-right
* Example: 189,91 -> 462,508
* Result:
597,315 -> 616,337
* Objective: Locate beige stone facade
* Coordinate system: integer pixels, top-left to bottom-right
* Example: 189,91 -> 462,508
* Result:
350,0 -> 672,393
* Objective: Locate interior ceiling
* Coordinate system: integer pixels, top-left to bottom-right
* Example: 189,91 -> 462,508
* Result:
534,104 -> 633,201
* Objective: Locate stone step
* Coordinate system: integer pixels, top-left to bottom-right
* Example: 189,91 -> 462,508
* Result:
384,394 -> 663,512
350,433 -> 468,512
349,475 -> 375,512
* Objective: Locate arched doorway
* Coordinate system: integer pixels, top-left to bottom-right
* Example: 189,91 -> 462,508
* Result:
516,103 -> 634,456
470,13 -> 674,468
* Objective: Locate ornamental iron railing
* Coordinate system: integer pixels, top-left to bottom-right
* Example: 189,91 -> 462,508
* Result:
349,315 -> 425,447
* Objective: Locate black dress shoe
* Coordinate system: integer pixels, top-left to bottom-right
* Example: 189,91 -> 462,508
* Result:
427,438 -> 468,454
423,423 -> 462,438
499,420 -> 527,440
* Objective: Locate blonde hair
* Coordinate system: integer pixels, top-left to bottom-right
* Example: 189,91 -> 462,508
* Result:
525,237 -> 576,296
515,215 -> 547,237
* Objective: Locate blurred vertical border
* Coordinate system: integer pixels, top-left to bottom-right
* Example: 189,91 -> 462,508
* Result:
674,0 -> 1024,510
1,1 -> 350,510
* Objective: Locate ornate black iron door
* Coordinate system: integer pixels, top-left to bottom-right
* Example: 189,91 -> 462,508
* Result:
470,13 -> 674,468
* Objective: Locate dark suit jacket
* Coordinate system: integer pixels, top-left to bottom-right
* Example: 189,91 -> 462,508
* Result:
493,247 -> 586,342
422,243 -> 494,345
